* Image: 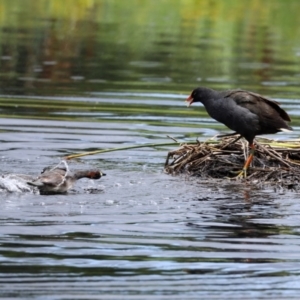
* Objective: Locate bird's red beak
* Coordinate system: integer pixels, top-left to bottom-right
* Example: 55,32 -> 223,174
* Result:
186,95 -> 194,107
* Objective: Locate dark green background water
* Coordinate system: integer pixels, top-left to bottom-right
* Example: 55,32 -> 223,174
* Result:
0,1 -> 300,299
1,0 -> 300,96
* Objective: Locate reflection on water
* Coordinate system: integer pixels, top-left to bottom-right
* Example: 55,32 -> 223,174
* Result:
1,0 -> 300,299
1,171 -> 300,299
1,0 -> 300,97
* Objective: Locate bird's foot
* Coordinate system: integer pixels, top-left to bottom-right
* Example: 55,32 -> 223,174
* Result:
230,168 -> 247,179
237,169 -> 247,179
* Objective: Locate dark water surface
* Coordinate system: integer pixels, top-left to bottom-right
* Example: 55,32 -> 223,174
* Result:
1,1 -> 300,299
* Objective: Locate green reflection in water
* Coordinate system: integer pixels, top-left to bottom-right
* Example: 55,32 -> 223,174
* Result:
0,95 -> 209,121
0,0 -> 299,97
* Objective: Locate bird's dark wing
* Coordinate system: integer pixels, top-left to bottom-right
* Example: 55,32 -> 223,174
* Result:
224,90 -> 291,122
41,166 -> 67,174
29,173 -> 64,187
27,180 -> 44,187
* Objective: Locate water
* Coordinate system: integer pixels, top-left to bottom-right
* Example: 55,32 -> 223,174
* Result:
1,0 -> 300,299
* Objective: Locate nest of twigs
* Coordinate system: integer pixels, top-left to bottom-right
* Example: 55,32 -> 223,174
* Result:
164,136 -> 300,188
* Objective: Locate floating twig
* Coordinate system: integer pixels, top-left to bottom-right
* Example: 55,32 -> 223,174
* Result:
65,141 -> 194,160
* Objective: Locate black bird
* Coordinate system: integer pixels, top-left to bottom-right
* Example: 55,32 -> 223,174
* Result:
186,87 -> 292,177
